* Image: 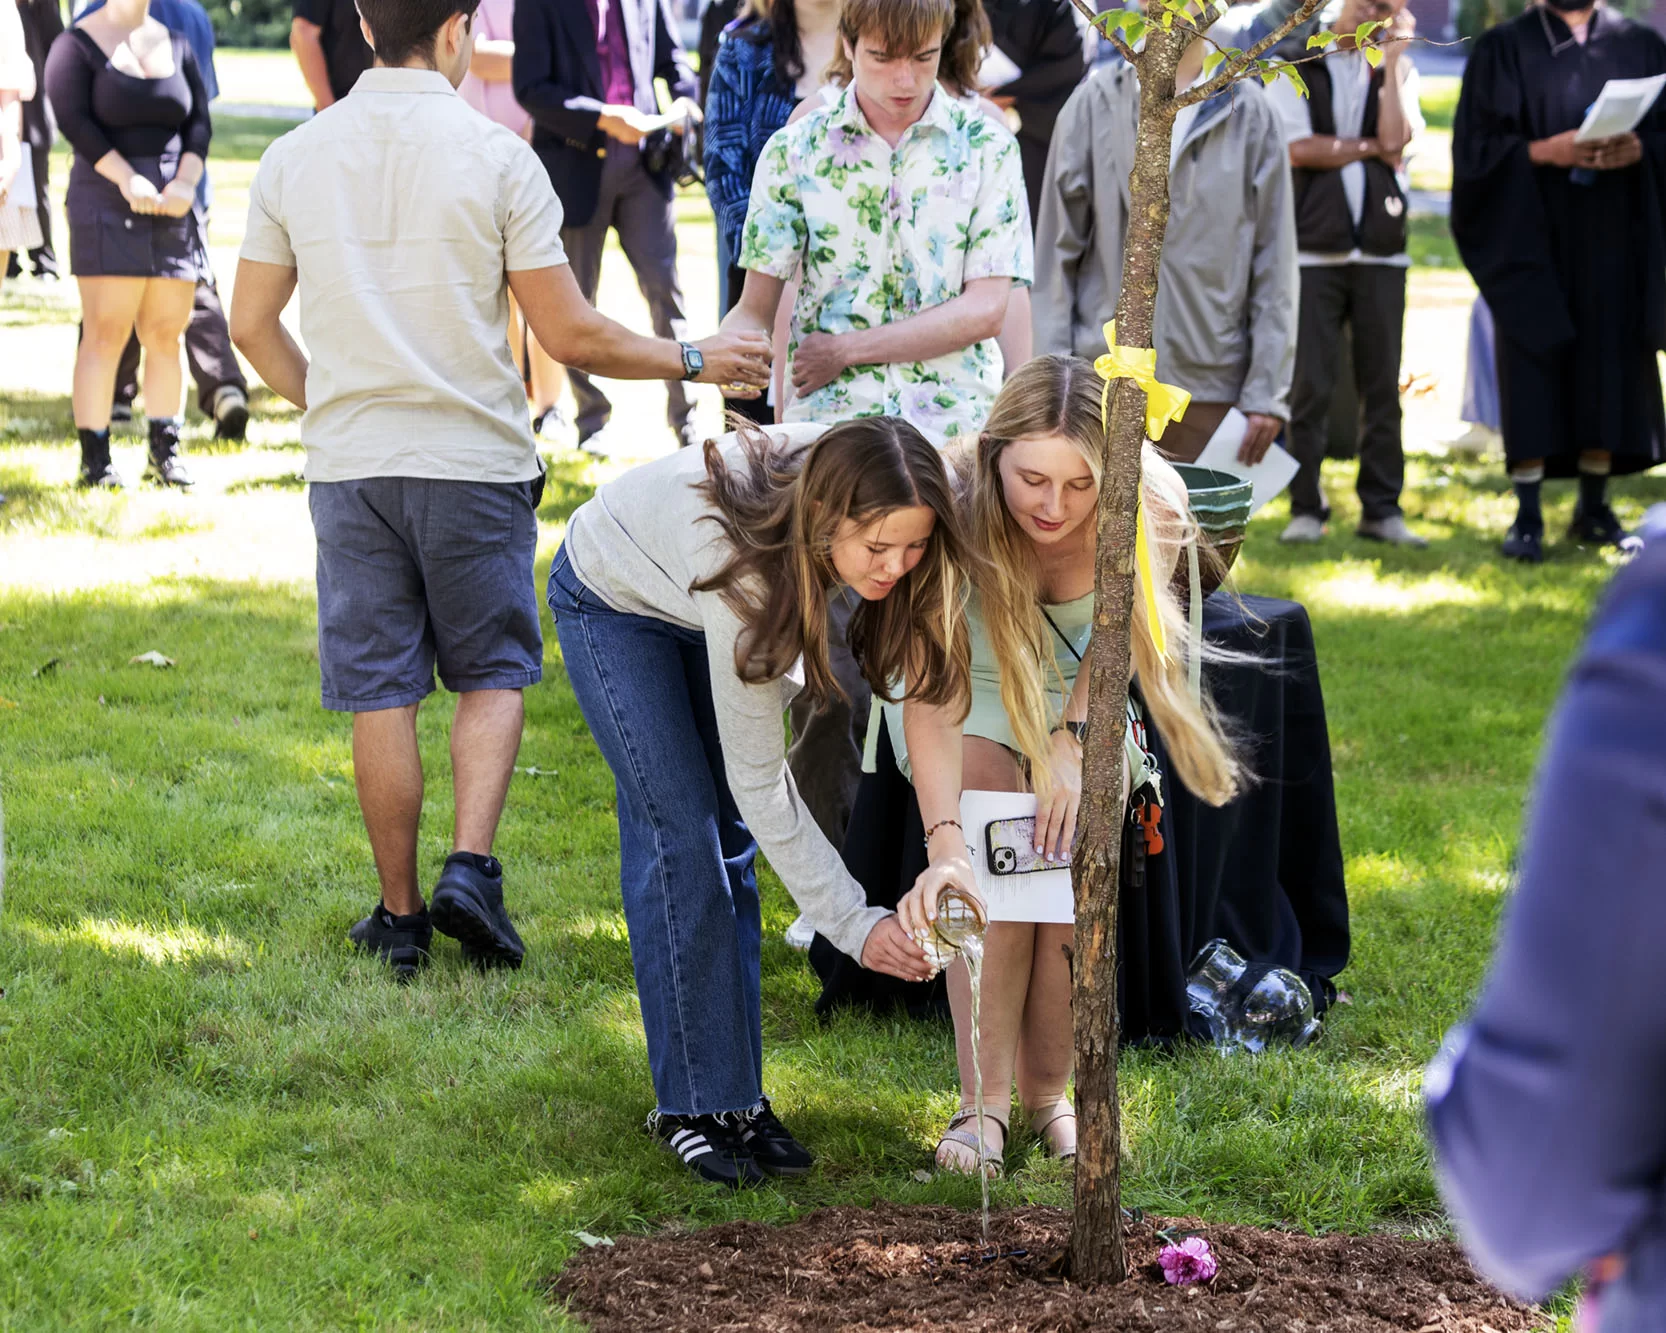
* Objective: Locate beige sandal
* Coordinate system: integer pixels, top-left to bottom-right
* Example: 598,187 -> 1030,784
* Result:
1030,1100 -> 1077,1160
935,1110 -> 1007,1177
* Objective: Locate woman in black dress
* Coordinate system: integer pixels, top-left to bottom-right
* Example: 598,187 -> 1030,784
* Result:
46,0 -> 210,489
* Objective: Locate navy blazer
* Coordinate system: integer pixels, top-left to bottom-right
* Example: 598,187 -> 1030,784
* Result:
513,0 -> 697,229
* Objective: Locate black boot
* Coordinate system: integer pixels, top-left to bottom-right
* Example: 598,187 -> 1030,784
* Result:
77,428 -> 124,489
143,417 -> 193,488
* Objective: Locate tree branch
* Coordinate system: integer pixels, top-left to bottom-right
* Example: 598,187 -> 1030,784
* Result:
1171,0 -> 1327,106
1066,0 -> 1141,67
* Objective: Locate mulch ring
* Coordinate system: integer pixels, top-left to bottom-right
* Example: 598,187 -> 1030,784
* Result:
549,1203 -> 1543,1333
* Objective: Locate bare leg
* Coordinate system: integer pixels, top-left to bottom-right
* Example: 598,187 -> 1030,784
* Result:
1016,920 -> 1077,1157
133,277 -> 194,420
352,704 -> 424,916
937,736 -> 1030,1172
74,276 -> 147,429
451,688 -> 523,856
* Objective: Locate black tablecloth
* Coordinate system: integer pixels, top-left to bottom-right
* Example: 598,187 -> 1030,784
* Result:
810,593 -> 1349,1041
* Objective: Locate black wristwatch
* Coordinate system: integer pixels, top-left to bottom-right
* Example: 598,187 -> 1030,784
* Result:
678,341 -> 704,381
1053,720 -> 1088,743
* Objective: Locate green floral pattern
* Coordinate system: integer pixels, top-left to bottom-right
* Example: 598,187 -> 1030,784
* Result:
739,85 -> 1034,444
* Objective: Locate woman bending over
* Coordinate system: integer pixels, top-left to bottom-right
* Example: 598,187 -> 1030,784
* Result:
548,416 -> 972,1188
896,355 -> 1242,1173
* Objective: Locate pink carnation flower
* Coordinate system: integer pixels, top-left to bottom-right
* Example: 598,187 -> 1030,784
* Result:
1158,1237 -> 1218,1285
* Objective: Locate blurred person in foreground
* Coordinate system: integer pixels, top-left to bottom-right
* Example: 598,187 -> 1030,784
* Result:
290,0 -> 372,111
7,0 -> 59,280
1427,526 -> 1666,1330
1452,0 -> 1666,564
230,0 -> 769,981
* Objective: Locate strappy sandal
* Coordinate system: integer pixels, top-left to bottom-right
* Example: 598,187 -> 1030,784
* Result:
1030,1100 -> 1077,1161
935,1110 -> 1007,1178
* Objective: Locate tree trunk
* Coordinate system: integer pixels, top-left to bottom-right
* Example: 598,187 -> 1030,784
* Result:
1068,26 -> 1188,1287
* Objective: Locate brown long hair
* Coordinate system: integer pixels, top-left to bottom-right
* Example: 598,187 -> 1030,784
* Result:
692,418 -> 971,713
969,356 -> 1243,806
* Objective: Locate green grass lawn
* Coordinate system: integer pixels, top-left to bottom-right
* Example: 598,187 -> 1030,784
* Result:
0,106 -> 1602,1331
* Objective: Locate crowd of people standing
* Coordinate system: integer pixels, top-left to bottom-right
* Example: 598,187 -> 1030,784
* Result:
4,0 -> 1666,1280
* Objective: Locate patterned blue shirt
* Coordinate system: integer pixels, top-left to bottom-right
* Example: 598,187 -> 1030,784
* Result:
702,20 -> 798,263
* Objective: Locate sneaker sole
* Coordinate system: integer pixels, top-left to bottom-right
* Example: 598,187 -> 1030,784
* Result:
430,887 -> 524,969
752,1159 -> 812,1178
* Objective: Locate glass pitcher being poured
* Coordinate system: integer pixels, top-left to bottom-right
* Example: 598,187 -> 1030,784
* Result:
1186,938 -> 1322,1052
921,886 -> 987,972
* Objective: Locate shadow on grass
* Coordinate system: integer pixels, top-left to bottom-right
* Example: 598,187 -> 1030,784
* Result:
225,471 -> 307,494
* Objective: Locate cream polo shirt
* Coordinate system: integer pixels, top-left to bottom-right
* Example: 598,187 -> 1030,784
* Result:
239,67 -> 568,483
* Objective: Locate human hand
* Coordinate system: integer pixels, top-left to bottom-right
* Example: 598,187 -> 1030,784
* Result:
1590,133 -> 1643,171
692,329 -> 771,394
1530,130 -> 1590,170
667,96 -> 703,132
596,105 -> 659,144
1237,412 -> 1284,465
123,173 -> 162,214
860,912 -> 935,982
790,332 -> 848,396
899,852 -> 981,941
1378,8 -> 1415,62
1037,731 -> 1082,865
157,179 -> 195,218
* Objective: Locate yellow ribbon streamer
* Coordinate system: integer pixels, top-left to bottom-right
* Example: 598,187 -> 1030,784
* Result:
1094,321 -> 1192,666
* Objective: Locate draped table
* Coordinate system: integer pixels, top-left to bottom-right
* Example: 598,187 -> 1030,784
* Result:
810,593 -> 1350,1044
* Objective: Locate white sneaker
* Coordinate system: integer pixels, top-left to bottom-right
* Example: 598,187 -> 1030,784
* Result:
1357,514 -> 1429,548
1280,514 -> 1327,544
783,915 -> 815,951
533,404 -> 578,451
1445,424 -> 1501,458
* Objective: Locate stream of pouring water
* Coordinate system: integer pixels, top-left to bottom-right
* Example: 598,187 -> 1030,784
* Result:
963,935 -> 990,1244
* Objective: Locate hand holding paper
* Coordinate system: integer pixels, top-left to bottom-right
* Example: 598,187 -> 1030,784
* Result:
1576,75 -> 1666,143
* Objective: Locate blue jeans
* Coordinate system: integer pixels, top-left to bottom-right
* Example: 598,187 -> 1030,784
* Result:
547,544 -> 763,1115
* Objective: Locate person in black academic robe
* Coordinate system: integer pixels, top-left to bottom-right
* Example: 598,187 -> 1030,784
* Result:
983,0 -> 1087,230
1451,1 -> 1666,563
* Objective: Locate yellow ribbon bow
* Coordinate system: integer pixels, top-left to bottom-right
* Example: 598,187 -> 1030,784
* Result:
1094,321 -> 1192,666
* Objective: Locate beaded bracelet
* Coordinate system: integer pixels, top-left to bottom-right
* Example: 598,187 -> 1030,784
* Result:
923,818 -> 963,848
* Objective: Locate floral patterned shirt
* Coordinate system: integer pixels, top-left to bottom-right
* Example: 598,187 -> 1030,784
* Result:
739,83 -> 1034,444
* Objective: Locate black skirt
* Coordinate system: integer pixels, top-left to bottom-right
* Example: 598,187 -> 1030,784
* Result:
66,152 -> 206,282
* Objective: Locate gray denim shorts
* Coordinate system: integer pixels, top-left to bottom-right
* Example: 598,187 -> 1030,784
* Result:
308,477 -> 543,712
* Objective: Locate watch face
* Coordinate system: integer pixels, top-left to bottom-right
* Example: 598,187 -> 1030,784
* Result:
684,345 -> 704,375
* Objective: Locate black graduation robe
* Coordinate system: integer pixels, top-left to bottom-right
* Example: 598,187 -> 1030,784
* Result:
1452,8 -> 1666,477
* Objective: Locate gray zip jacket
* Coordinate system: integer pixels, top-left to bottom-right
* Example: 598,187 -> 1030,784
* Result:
1032,63 -> 1299,421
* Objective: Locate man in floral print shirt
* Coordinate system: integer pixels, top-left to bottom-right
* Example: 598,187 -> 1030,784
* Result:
723,0 -> 1034,447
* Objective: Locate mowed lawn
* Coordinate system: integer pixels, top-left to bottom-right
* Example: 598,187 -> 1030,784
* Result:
0,102 -> 1646,1330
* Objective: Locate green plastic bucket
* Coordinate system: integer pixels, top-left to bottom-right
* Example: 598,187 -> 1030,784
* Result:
1173,465 -> 1254,593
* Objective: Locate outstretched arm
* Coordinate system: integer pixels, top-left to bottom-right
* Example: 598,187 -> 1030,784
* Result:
229,259 -> 307,407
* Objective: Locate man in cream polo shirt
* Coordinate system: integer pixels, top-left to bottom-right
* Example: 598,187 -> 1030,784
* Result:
230,0 -> 770,983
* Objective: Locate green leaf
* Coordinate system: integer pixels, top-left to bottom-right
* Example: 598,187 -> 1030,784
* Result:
1259,65 -> 1280,85
1123,14 -> 1148,44
1363,44 -> 1383,66
1280,64 -> 1310,96
1202,49 -> 1227,78
1306,29 -> 1338,48
1354,19 -> 1383,43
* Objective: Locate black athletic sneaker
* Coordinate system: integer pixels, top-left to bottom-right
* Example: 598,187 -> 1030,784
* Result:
1501,523 -> 1544,564
348,904 -> 432,983
429,853 -> 525,970
1568,503 -> 1643,555
739,1097 -> 815,1177
646,1111 -> 767,1188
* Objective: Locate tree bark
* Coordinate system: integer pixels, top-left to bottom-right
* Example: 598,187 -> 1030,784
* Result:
1068,24 -> 1188,1287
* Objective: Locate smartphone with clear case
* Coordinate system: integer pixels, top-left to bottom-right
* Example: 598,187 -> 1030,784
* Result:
985,815 -> 1053,877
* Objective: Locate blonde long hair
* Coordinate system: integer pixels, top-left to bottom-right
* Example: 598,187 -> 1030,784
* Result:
969,356 -> 1242,806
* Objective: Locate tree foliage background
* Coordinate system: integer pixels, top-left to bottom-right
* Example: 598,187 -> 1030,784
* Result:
200,0 -> 292,48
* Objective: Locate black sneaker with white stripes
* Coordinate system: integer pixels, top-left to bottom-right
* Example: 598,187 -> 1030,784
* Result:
740,1097 -> 814,1177
646,1111 -> 766,1188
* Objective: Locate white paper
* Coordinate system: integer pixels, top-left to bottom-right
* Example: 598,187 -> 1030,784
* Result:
1576,75 -> 1666,143
958,790 -> 1074,925
1191,407 -> 1300,516
977,45 -> 1022,91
